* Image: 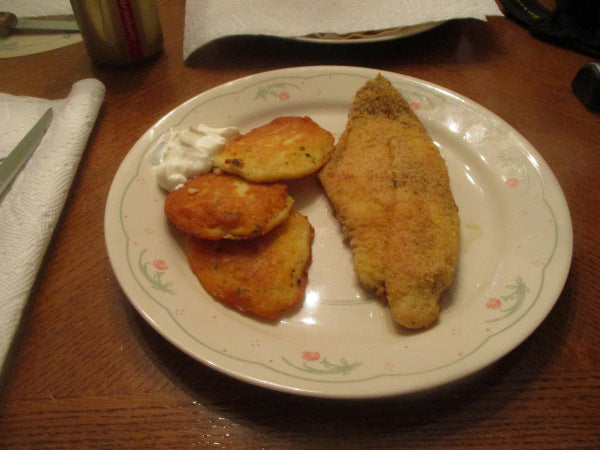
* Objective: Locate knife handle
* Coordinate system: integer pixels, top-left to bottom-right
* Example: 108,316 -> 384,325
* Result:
0,12 -> 17,38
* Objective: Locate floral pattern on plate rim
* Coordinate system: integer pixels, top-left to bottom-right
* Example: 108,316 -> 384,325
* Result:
115,71 -> 563,385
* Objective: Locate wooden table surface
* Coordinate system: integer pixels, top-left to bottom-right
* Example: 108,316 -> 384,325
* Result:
1,1 -> 599,447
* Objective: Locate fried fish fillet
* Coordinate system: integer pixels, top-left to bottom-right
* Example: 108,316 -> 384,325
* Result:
186,209 -> 314,320
164,172 -> 293,240
213,116 -> 334,182
318,75 -> 460,329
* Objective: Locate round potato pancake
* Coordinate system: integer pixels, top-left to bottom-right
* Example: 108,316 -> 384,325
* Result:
212,116 -> 334,182
186,210 -> 314,320
164,172 -> 293,239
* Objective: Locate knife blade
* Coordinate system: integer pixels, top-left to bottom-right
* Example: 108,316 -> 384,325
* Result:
0,108 -> 53,197
0,12 -> 79,37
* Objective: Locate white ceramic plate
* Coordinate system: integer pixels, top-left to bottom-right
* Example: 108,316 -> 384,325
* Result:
0,31 -> 81,59
296,22 -> 443,44
105,66 -> 572,399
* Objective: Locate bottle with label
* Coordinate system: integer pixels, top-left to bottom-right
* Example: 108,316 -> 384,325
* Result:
70,0 -> 163,65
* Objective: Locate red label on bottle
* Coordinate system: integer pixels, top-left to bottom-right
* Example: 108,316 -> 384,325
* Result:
116,0 -> 144,60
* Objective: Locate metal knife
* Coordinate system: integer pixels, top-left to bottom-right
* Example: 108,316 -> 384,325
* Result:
0,108 -> 53,197
0,12 -> 79,37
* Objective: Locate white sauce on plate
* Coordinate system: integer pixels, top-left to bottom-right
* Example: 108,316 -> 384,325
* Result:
154,124 -> 239,191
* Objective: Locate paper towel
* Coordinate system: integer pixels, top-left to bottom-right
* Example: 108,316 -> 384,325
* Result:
0,79 -> 105,373
184,0 -> 503,59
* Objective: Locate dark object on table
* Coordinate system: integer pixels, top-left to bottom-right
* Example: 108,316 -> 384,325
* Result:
0,12 -> 18,37
572,62 -> 600,112
499,0 -> 600,58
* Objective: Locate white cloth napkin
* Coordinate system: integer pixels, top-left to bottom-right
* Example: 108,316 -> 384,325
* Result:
0,79 -> 105,372
0,0 -> 73,17
184,0 -> 503,59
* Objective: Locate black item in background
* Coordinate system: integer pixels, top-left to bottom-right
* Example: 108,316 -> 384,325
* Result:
572,62 -> 600,112
499,0 -> 600,58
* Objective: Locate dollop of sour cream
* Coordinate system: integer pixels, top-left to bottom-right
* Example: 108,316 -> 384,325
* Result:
154,124 -> 240,191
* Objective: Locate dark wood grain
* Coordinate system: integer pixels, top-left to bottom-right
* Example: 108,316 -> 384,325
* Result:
1,1 -> 599,447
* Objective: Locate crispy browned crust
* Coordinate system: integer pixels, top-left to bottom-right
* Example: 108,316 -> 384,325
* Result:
319,75 -> 460,329
213,116 -> 334,182
186,210 -> 314,320
164,172 -> 293,240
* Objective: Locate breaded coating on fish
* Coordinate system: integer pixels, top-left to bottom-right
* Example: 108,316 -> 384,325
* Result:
318,75 -> 460,329
164,172 -> 293,240
186,209 -> 314,320
213,116 -> 334,182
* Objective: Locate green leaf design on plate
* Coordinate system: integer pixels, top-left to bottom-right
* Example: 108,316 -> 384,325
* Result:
487,276 -> 529,322
138,248 -> 175,295
281,356 -> 362,375
254,82 -> 300,101
498,155 -> 533,190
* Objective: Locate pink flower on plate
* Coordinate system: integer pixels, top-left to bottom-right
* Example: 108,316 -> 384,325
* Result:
486,298 -> 502,310
153,259 -> 168,271
409,101 -> 420,110
505,177 -> 520,188
279,91 -> 290,101
302,351 -> 320,361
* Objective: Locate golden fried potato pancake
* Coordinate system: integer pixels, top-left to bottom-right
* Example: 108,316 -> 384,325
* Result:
164,172 -> 293,240
213,116 -> 334,182
186,210 -> 314,320
319,75 -> 460,329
